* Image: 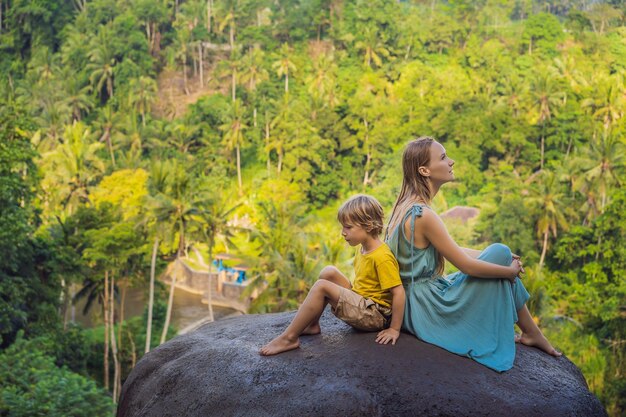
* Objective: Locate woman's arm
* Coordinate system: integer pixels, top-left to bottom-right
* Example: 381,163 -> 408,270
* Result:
414,210 -> 521,280
462,247 -> 482,258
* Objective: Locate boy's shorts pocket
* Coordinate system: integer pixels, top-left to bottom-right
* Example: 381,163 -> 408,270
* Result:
331,288 -> 386,331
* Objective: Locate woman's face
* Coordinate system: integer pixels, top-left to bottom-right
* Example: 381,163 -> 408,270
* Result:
424,141 -> 455,185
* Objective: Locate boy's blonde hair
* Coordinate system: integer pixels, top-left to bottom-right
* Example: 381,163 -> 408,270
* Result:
337,194 -> 384,237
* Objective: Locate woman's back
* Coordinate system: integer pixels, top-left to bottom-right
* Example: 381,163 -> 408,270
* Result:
386,204 -> 439,284
387,204 -> 530,372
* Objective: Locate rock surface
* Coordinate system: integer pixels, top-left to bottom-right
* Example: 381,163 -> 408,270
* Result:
118,310 -> 607,417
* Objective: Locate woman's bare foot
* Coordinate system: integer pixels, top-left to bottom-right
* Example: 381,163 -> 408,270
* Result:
301,322 -> 321,335
515,332 -> 562,357
259,334 -> 300,356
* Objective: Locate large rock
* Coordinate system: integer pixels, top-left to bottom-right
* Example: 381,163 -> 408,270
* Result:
118,310 -> 606,417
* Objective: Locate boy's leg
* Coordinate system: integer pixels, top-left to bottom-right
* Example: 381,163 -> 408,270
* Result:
260,280 -> 344,356
302,266 -> 351,335
515,305 -> 562,357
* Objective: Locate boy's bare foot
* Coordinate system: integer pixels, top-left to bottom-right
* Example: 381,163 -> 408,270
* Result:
515,332 -> 562,357
259,334 -> 300,356
301,322 -> 321,335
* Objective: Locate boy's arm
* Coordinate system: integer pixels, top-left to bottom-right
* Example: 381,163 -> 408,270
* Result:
375,284 -> 405,345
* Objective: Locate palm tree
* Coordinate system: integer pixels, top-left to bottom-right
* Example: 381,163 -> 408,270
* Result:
215,0 -> 237,50
149,163 -> 208,343
247,201 -> 321,313
355,25 -> 390,68
41,122 -> 105,214
74,275 -> 117,390
239,47 -> 268,127
526,169 -> 570,269
193,192 -> 241,321
128,76 -> 157,127
529,72 -> 564,169
172,19 -> 192,95
87,25 -> 117,101
306,52 -> 338,119
61,68 -> 94,122
495,74 -> 528,119
220,100 -> 248,195
142,160 -> 177,353
167,122 -> 201,156
28,46 -> 61,83
92,104 -> 122,168
573,132 -> 625,214
582,74 -> 624,133
272,43 -> 297,94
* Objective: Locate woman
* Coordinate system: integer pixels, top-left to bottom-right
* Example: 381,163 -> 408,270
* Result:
385,137 -> 560,372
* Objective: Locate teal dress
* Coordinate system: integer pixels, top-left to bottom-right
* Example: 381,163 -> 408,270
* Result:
386,205 -> 530,372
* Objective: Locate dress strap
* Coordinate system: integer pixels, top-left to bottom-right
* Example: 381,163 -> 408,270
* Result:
402,204 -> 424,286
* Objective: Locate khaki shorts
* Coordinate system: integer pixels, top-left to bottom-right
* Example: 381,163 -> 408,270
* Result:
331,287 -> 392,331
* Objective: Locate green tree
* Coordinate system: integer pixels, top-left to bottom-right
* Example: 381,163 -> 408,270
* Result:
272,43 -> 297,94
526,169 -> 570,269
0,334 -> 115,416
220,99 -> 248,195
529,71 -> 564,169
87,25 -> 117,101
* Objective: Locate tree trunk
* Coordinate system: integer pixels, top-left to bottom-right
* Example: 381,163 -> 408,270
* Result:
103,271 -> 110,391
160,261 -> 177,344
539,230 -> 549,270
118,280 -> 127,357
253,107 -> 257,128
183,61 -> 189,95
231,69 -> 236,102
265,120 -> 271,176
128,329 -> 137,369
110,275 -> 121,402
207,0 -> 212,33
61,279 -> 69,331
198,43 -> 204,88
229,19 -> 235,50
146,22 -> 152,54
236,144 -> 243,195
363,151 -> 371,188
540,133 -> 546,169
285,72 -> 289,93
277,151 -> 283,174
145,238 -> 158,353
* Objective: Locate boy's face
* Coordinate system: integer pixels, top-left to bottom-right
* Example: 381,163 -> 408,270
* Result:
341,223 -> 370,247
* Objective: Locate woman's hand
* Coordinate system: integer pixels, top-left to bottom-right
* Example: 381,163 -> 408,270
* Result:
507,259 -> 523,283
512,254 -> 525,274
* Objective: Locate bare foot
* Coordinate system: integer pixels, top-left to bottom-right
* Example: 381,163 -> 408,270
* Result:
259,334 -> 300,356
515,332 -> 562,357
301,322 -> 321,336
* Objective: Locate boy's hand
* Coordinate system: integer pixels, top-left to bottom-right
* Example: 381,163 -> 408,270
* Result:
375,328 -> 400,345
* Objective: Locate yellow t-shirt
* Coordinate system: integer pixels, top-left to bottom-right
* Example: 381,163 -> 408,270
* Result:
352,243 -> 401,308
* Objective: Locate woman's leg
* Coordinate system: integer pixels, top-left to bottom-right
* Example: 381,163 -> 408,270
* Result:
515,305 -> 562,357
478,244 -> 561,356
302,266 -> 351,335
260,279 -> 344,356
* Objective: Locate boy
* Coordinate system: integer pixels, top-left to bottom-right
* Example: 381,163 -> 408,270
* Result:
260,194 -> 405,356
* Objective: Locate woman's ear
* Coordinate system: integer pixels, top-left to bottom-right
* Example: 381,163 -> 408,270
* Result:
418,166 -> 430,177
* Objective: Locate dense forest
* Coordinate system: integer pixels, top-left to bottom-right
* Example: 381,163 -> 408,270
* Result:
1,0 -> 625,415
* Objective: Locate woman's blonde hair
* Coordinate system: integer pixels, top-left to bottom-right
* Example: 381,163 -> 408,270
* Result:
337,194 -> 384,237
386,136 -> 445,275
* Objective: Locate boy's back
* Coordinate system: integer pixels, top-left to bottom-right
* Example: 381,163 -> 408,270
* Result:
352,243 -> 400,308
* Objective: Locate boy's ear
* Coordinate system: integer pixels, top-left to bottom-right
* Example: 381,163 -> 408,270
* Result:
418,166 -> 430,177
